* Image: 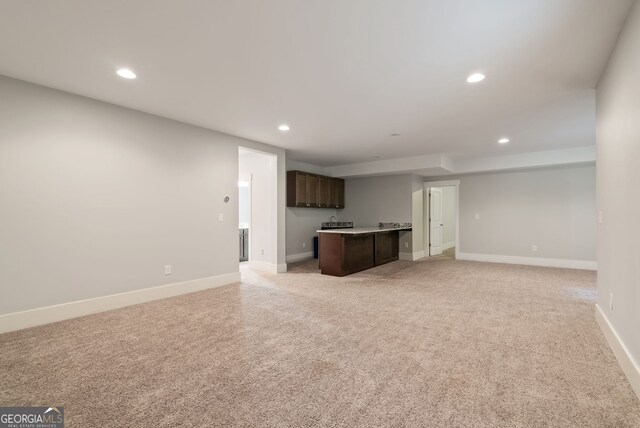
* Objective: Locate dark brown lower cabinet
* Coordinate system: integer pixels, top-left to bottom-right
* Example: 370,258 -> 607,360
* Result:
319,231 -> 399,277
374,231 -> 400,266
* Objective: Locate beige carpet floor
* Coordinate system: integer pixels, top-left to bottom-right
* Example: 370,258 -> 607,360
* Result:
442,246 -> 455,258
1,258 -> 639,427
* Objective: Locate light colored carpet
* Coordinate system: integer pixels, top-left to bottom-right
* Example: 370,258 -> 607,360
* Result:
1,258 -> 639,427
442,246 -> 455,258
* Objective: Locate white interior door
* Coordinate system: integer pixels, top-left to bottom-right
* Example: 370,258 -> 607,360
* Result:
430,188 -> 443,256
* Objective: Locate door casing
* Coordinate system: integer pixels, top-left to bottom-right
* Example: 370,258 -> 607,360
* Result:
424,180 -> 460,258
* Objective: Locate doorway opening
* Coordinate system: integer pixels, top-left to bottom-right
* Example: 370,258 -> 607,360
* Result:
425,181 -> 459,259
238,178 -> 250,263
238,147 -> 278,271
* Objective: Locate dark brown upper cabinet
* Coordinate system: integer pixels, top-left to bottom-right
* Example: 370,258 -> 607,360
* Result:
331,178 -> 345,208
306,174 -> 318,206
318,176 -> 331,207
287,170 -> 344,209
288,170 -> 311,207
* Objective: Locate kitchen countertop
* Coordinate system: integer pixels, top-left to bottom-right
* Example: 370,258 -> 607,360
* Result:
316,226 -> 412,235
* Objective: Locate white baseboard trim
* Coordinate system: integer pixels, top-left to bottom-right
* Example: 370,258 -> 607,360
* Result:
399,250 -> 426,261
442,241 -> 455,251
0,272 -> 241,334
456,252 -> 597,270
595,304 -> 640,400
248,260 -> 288,273
286,252 -> 314,263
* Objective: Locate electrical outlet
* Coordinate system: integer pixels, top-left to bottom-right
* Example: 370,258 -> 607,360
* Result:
609,293 -> 613,311
261,249 -> 264,255
218,213 -> 224,222
404,242 -> 409,248
302,242 -> 306,248
475,213 -> 480,220
164,265 -> 172,275
531,245 -> 538,252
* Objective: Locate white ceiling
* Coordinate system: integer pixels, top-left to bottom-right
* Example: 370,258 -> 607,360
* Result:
0,0 -> 633,166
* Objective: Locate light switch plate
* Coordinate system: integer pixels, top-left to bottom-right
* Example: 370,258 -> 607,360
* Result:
475,213 -> 480,220
218,213 -> 224,222
164,265 -> 172,275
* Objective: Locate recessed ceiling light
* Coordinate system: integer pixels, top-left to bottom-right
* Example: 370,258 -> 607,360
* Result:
498,138 -> 510,144
116,68 -> 136,79
466,73 -> 485,83
278,124 -> 290,132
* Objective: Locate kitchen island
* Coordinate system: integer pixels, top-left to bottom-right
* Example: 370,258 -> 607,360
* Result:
317,226 -> 411,276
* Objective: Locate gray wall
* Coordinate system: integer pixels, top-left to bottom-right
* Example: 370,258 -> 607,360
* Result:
0,76 -> 285,315
431,165 -> 596,261
286,208 -> 335,257
596,0 -> 640,380
337,175 -> 413,226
